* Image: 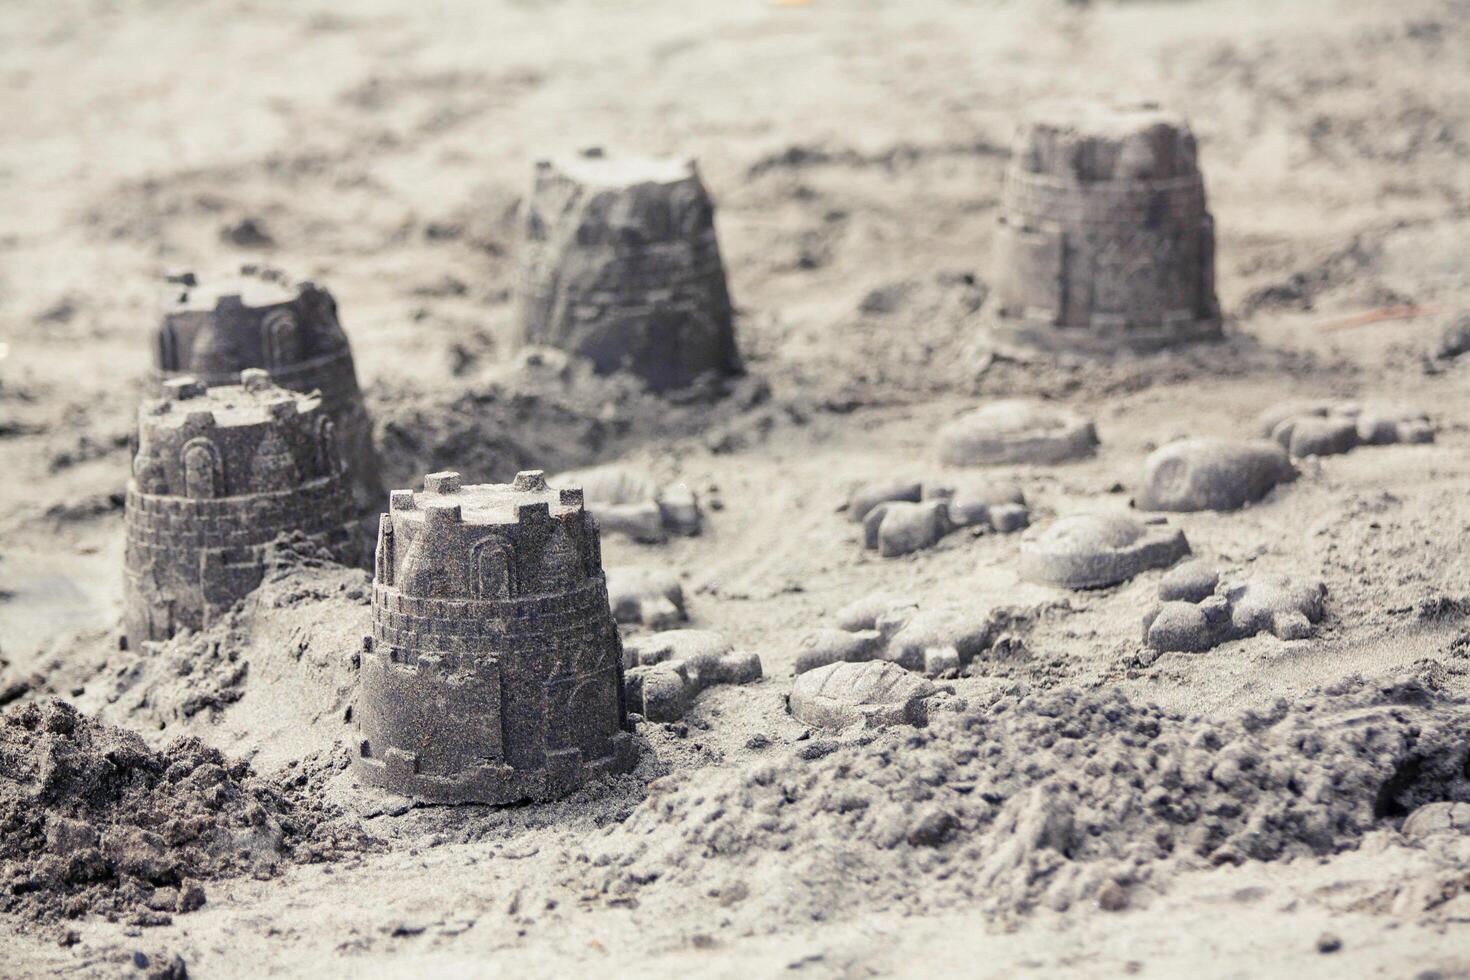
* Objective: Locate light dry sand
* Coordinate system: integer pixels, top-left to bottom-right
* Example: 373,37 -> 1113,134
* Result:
2,0 -> 1470,976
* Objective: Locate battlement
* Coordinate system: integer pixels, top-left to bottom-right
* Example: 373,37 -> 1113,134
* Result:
132,373 -> 338,500
373,470 -> 600,604
153,264 -> 383,513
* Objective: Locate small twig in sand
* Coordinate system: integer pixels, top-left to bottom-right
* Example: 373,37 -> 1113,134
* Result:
1315,305 -> 1441,333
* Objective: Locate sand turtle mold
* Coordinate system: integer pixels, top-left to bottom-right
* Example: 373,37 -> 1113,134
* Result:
1020,514 -> 1190,590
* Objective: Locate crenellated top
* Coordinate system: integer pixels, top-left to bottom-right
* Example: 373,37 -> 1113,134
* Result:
129,370 -> 344,500
1008,101 -> 1201,185
523,149 -> 715,248
374,470 -> 602,603
155,265 -> 351,377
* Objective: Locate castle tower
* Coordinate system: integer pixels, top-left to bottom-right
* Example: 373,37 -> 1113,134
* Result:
123,371 -> 362,648
154,266 -> 385,514
354,469 -> 636,804
514,149 -> 742,393
987,102 -> 1221,353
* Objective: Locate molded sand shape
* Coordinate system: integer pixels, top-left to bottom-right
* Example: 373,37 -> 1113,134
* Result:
354,469 -> 635,804
515,149 -> 741,393
1020,513 -> 1189,589
124,370 -> 361,648
622,630 -> 762,722
1143,562 -> 1327,652
1137,438 -> 1296,512
606,566 -> 687,628
553,463 -> 701,543
794,592 -> 1020,678
1257,400 -> 1435,458
936,400 -> 1098,466
789,661 -> 937,730
156,266 -> 383,513
988,101 -> 1220,353
848,476 -> 1030,558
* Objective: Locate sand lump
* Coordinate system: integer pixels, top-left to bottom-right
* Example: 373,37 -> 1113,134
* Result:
593,674 -> 1470,923
553,463 -> 702,543
623,631 -> 763,722
795,592 -> 1037,678
1144,562 -> 1328,652
1020,514 -> 1189,589
789,661 -> 937,730
1136,438 -> 1296,512
936,400 -> 1098,466
0,700 -> 360,926
1257,400 -> 1435,457
606,566 -> 688,628
848,477 -> 1030,558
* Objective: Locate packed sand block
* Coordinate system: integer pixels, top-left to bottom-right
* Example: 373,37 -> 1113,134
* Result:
515,149 -> 741,393
1257,400 -> 1436,457
0,700 -> 366,927
606,566 -> 688,628
1136,438 -> 1297,512
156,266 -> 383,514
553,463 -> 702,542
987,102 -> 1220,353
788,661 -> 938,730
935,400 -> 1098,466
1020,513 -> 1190,589
1143,561 -> 1328,652
124,372 -> 361,649
794,592 -> 1037,678
355,470 -> 636,805
622,630 -> 762,722
848,476 -> 1030,558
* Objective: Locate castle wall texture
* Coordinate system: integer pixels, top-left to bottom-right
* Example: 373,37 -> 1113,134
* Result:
515,151 -> 741,393
989,103 -> 1221,353
354,469 -> 636,804
155,266 -> 384,513
124,371 -> 362,648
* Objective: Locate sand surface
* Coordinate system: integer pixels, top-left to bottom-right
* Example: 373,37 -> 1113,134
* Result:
3,0 -> 1470,976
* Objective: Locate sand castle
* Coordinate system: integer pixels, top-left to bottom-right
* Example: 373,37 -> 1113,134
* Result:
123,371 -> 361,648
155,266 -> 383,513
989,102 -> 1220,353
354,470 -> 636,804
515,149 -> 741,393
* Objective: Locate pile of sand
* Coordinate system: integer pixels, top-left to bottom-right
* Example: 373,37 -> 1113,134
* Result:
592,672 -> 1470,924
0,700 -> 368,928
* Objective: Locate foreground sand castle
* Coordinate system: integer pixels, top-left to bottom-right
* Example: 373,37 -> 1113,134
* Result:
515,149 -> 741,392
354,470 -> 636,803
988,101 -> 1221,353
155,266 -> 384,513
124,371 -> 361,647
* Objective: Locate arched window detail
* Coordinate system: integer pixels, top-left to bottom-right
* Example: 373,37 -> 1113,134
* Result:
471,536 -> 516,600
375,519 -> 395,587
156,324 -> 179,371
261,308 -> 302,368
182,438 -> 223,499
535,525 -> 581,594
398,540 -> 434,597
249,427 -> 298,492
317,417 -> 341,476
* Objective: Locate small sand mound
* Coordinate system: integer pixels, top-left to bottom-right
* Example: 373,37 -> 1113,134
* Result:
0,700 -> 366,926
